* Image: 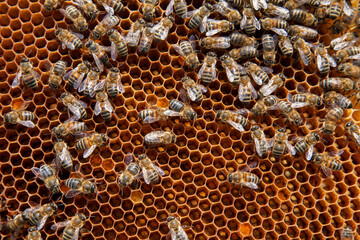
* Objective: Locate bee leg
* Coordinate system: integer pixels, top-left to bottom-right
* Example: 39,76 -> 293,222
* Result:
317,167 -> 321,175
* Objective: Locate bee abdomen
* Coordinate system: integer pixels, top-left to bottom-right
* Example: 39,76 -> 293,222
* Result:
273,143 -> 285,158
149,170 -> 159,183
76,138 -> 90,151
245,22 -> 256,35
22,111 -> 35,121
326,160 -> 342,171
65,178 -> 82,189
68,35 -> 82,49
294,141 -> 308,154
174,3 -> 187,17
180,41 -> 192,55
101,110 -> 112,120
63,227 -> 76,240
188,15 -> 202,29
169,99 -> 184,112
23,74 -> 38,90
201,68 -> 213,85
128,163 -> 141,175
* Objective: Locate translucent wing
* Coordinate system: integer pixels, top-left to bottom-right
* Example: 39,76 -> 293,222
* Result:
170,229 -> 177,240
117,80 -> 125,93
59,9 -> 71,19
60,148 -> 72,168
259,0 -> 267,9
163,110 -> 182,117
240,14 -> 247,30
64,68 -> 76,80
124,153 -> 134,165
225,67 -> 235,82
37,215 -> 49,230
254,17 -> 261,30
65,41 -> 75,50
291,102 -> 308,108
142,167 -> 151,184
199,16 -> 208,33
347,53 -> 360,60
142,116 -> 160,123
326,54 -> 337,67
250,72 -> 262,85
73,72 -> 85,90
297,48 -> 310,65
150,22 -> 163,33
352,132 -> 360,145
306,145 -> 314,161
12,71 -> 22,88
94,79 -> 106,91
78,77 -> 87,92
185,9 -> 198,18
249,82 -> 258,99
211,62 -> 216,81
206,29 -> 222,37
19,120 -> 35,128
316,54 -> 325,72
334,42 -> 351,50
68,105 -> 82,120
31,167 -> 44,180
94,101 -> 101,115
321,165 -> 332,178
65,189 -> 82,198
343,1 -> 352,17
72,227 -> 80,240
62,43 -> 67,49
51,220 -> 71,231
238,84 -> 245,101
78,100 -> 87,108
241,182 -> 258,189
92,53 -> 104,72
173,44 -> 186,57
251,0 -> 259,10
271,28 -> 287,36
152,163 -> 165,176
102,3 -> 114,15
254,138 -> 263,156
196,84 -> 207,93
286,141 -> 296,155
83,145 -> 97,158
110,42 -> 118,61
261,66 -> 273,74
197,62 -> 206,79
272,6 -> 290,19
187,88 -> 197,102
227,120 -> 245,132
178,227 -> 189,240
104,100 -> 114,113
268,138 -> 275,148
165,0 -> 174,16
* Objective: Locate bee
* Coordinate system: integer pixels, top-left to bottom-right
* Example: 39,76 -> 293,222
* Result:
338,62 -> 360,77
138,106 -> 170,123
52,121 -> 86,138
230,32 -> 258,47
54,140 -> 73,171
137,154 -> 165,184
60,92 -> 87,121
138,23 -> 154,54
290,9 -> 318,26
27,227 -> 42,240
250,0 -> 267,10
311,44 -> 337,75
94,68 -> 125,98
319,77 -> 356,92
341,226 -> 355,240
65,177 -> 98,198
12,57 -> 40,90
200,36 -> 231,49
31,164 -> 60,195
262,34 -> 276,66
266,0 -> 284,5
328,0 -> 351,19
44,0 -> 62,11
198,51 -> 217,85
260,17 -> 288,36
263,3 -> 290,20
269,128 -> 295,158
84,40 -> 109,72
73,0 -> 98,21
334,47 -> 360,63
94,91 -> 114,121
1,211 -> 29,236
290,93 -> 323,108
314,6 -> 328,22
64,61 -> 91,89
187,3 -> 213,31
55,28 -> 83,50
330,32 -> 358,51
243,62 -> 271,86
118,154 -> 141,189
310,151 -> 342,178
181,76 -> 207,102
167,99 -> 197,120
346,121 -> 360,147
173,39 -> 200,69
227,166 -> 260,190
278,100 -> 302,125
259,74 -> 285,97
251,95 -> 279,116
294,132 -> 320,160
292,36 -> 312,66
141,0 -> 158,21
241,6 -> 261,36
322,107 -> 344,135
220,54 -> 241,86
96,0 -> 124,15
251,125 -> 269,157
165,0 -> 187,18
287,25 -> 318,41
144,131 -> 176,146
26,202 -> 58,230
166,215 -> 189,240
76,133 -> 108,158
60,5 -> 88,31
126,18 -> 145,48
229,46 -> 258,60
4,101 -> 36,128
216,109 -> 249,132
108,29 -> 128,60
323,91 -> 353,109
227,0 -> 242,7
78,67 -> 100,97
92,15 -> 120,40
51,213 -> 87,240
214,0 -> 241,24
151,16 -> 174,42
284,0 -> 320,10
48,60 -> 67,89
277,35 -> 293,57
203,19 -> 234,36
239,74 -> 257,103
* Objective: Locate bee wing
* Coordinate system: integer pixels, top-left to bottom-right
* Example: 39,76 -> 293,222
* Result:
268,138 -> 275,148
92,53 -> 104,72
225,67 -> 235,82
259,84 -> 276,96
260,66 -> 273,74
37,215 -> 49,230
240,14 -> 247,30
334,42 -> 350,51
259,0 -> 267,9
343,1 -> 352,17
321,165 -> 332,178
60,148 -> 72,167
254,17 -> 261,30
94,79 -> 106,91
163,110 -> 182,117
65,189 -> 82,198
12,70 -> 22,88
141,167 -> 151,184
291,102 -> 308,108
73,72 -> 85,90
272,6 -> 290,19
326,54 -> 337,67
211,62 -> 216,81
306,145 -> 314,161
270,28 -> 287,36
110,42 -> 118,61
19,120 -> 35,128
71,32 -> 84,40
142,116 -> 160,123
249,82 -> 258,99
68,105 -> 82,120
117,80 -> 125,93
165,0 -> 174,16
51,220 -> 71,231
170,229 -> 177,240
241,182 -> 258,189
83,145 -> 97,158
251,0 -> 260,10
104,100 -> 114,113
286,141 -> 296,156
73,0 -> 85,7
227,120 -> 245,132
31,167 -> 45,180
178,227 -> 189,240
297,47 -> 310,66
316,54 -> 325,72
187,88 -> 197,102
206,29 -> 222,37
199,16 -> 208,33
65,41 -> 75,50
102,3 -> 114,15
125,153 -> 134,165
197,62 -> 206,79
238,83 -> 245,101
185,9 -> 198,18
196,83 -> 207,93
160,27 -> 171,41
59,9 -> 71,19
254,138 -> 263,156
63,68 -> 76,80
94,101 -> 101,116
250,72 -> 263,85
150,22 -> 162,33
352,132 -> 360,145
151,163 -> 165,176
72,227 -> 80,240
173,44 -> 186,57
346,53 -> 360,60
78,77 -> 87,92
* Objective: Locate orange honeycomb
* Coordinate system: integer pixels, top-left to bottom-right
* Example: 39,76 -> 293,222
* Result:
0,0 -> 360,239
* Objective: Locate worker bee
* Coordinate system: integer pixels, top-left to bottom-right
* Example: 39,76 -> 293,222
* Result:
64,61 -> 91,89
4,101 -> 36,128
310,44 -> 337,75
269,128 -> 295,158
287,25 -> 318,41
76,133 -> 109,158
94,68 -> 125,98
138,106 -> 170,123
278,100 -> 302,125
239,74 -> 257,103
330,32 -> 358,51
1,211 -> 29,236
65,177 -> 98,198
117,154 -> 141,189
319,78 -> 356,92
340,226 -> 355,240
141,0 -> 158,21
259,74 -> 285,97
227,165 -> 260,190
323,91 -> 353,109
55,28 -> 83,50
292,36 -> 312,66
328,0 -> 352,19
220,54 -> 241,86
144,131 -> 176,146
60,92 -> 87,121
290,93 -> 323,108
52,121 -> 86,138
27,227 -> 43,240
44,0 -> 62,11
126,18 -> 145,48
241,6 -> 261,36
337,62 -> 360,77
251,95 -> 279,116
290,9 -> 318,26
173,39 -> 200,69
243,62 -> 271,86
167,99 -> 197,120
181,76 -> 207,102
73,0 -> 98,21
310,151 -> 343,178
54,140 -> 73,171
60,5 -> 88,31
151,16 -> 174,42
294,132 -> 320,160
165,0 -> 187,18
96,0 -> 124,15
260,17 -> 288,36
216,109 -> 249,132
31,164 -> 60,195
26,202 -> 58,230
92,15 -> 120,40
203,19 -> 234,36
230,32 -> 258,47
78,67 -> 100,97
262,34 -> 276,66
322,107 -> 344,135
314,6 -> 328,22
166,215 -> 189,240
251,125 -> 269,157
277,35 -> 293,57
12,57 -> 40,90
187,3 -> 213,31
214,0 -> 241,23
51,213 -> 87,240
250,0 -> 267,10
229,46 -> 258,60
263,3 -> 290,20
108,29 -> 128,60
284,0 -> 320,10
138,23 -> 154,54
94,91 -> 114,121
84,40 -> 109,72
137,154 -> 165,184
200,36 -> 231,49
198,51 -> 217,85
335,47 -> 360,63
48,60 -> 67,89
345,121 -> 360,147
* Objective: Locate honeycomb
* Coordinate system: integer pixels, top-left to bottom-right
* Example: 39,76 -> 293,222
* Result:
0,0 -> 360,239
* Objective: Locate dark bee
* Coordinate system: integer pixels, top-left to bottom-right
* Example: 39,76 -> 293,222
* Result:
322,107 -> 344,135
187,3 -> 213,30
310,152 -> 343,178
278,100 -> 302,125
60,5 -> 88,31
48,60 -> 67,89
323,91 -> 352,109
12,57 -> 40,90
290,9 -> 318,26
251,95 -> 279,116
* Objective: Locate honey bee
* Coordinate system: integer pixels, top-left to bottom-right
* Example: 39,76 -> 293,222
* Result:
27,227 -> 42,240
78,67 -> 100,97
181,77 -> 207,102
278,100 -> 302,125
73,0 -> 98,21
117,154 -> 141,189
94,68 -> 125,98
260,17 -> 288,36
227,166 -> 260,190
311,44 -> 337,75
60,92 -> 87,121
319,78 -> 356,92
108,29 -> 128,60
54,140 -> 73,171
137,154 -> 165,184
284,0 -> 320,10
230,32 -> 258,47
165,0 -> 187,18
201,37 -> 231,50
166,215 -> 189,240
214,0 -> 241,23
76,133 -> 108,158
229,46 -> 258,60
293,132 -> 320,160
290,9 -> 318,26
167,99 -> 197,120
173,39 -> 200,69
292,36 -> 312,66
310,151 -> 342,178
330,32 -> 358,51
341,226 -> 355,240
263,3 -> 290,20
94,91 -> 114,121
198,51 -> 217,85
216,109 -> 249,132
290,93 -> 323,108
250,0 -> 267,10
259,74 -> 285,97
239,74 -> 257,103
287,25 -> 318,41
141,0 -> 158,21
334,47 -> 360,63
269,128 -> 295,158
345,120 -> 360,147
25,202 -> 58,230
203,19 -> 234,36
92,15 -> 120,40
48,60 -> 67,89
52,121 -> 86,138
187,3 -> 213,31
241,6 -> 261,36
266,0 -> 284,5
151,16 -> 174,42
328,0 -> 352,19
12,57 -> 40,90
32,164 -> 60,195
60,5 -> 88,31
243,62 -> 271,86
323,91 -> 353,109
126,18 -> 145,48
277,35 -> 293,57
84,40 -> 110,72
1,211 -> 29,236
251,125 -> 269,157
4,101 -> 36,128
144,131 -> 176,146
251,95 -> 279,116
55,28 -> 83,50
220,54 -> 241,86
51,213 -> 87,240
138,23 -> 154,54
262,34 -> 276,66
96,0 -> 124,15
44,0 -> 62,11
64,61 -> 91,90
65,177 -> 98,198
138,106 -> 170,123
322,107 -> 344,135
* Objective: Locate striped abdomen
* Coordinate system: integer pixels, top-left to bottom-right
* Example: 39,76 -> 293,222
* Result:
63,226 -> 76,240
174,1 -> 187,17
294,140 -> 309,154
169,99 -> 185,112
232,114 -> 248,127
101,110 -> 112,120
68,35 -> 82,49
180,41 -> 193,55
138,109 -> 157,121
107,82 -> 119,97
65,178 -> 82,189
20,111 -> 35,121
23,73 -> 38,90
76,137 -> 91,151
66,5 -> 81,19
245,20 -> 256,35
107,0 -> 124,12
68,71 -> 80,88
188,15 -> 202,29
128,162 -> 141,175
40,165 -> 56,178
325,159 -> 342,171
273,142 -> 285,158
243,172 -> 260,184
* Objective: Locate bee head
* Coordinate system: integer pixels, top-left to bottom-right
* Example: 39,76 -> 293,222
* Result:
138,18 -> 146,25
90,184 -> 97,193
294,119 -> 302,126
92,67 -> 100,73
22,212 -> 29,220
78,213 -> 86,221
346,121 -> 354,128
251,125 -> 259,131
166,215 -> 176,222
107,29 -> 115,36
312,0 -> 320,7
228,22 -> 234,31
278,128 -> 286,133
85,40 -> 93,48
313,133 -> 320,141
118,174 -> 130,187
181,76 -> 190,82
29,227 -> 37,232
227,172 -> 232,182
111,67 -> 119,73
84,61 -> 91,69
55,28 -> 62,36
220,55 -> 228,61
207,52 -> 216,57
290,36 -> 299,44
138,154 -> 146,160
92,30 -> 100,40
189,111 -> 197,121
204,3 -> 213,11
143,12 -> 153,21
337,63 -> 345,72
50,202 -> 58,210
44,4 -> 52,11
101,134 -> 108,143
20,57 -> 30,63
